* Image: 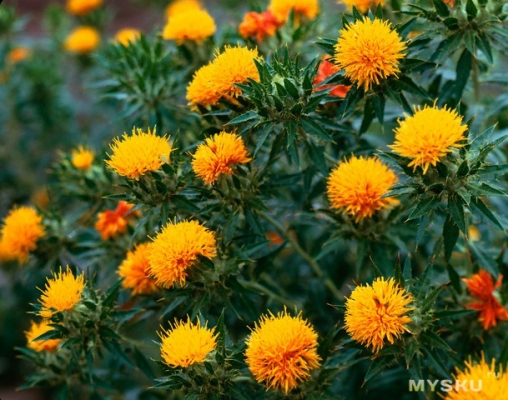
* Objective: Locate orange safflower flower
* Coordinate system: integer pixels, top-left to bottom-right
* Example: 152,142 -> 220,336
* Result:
7,47 -> 31,64
443,0 -> 455,6
245,309 -> 321,393
95,201 -> 136,240
114,28 -> 141,46
463,270 -> 508,330
313,56 -> 351,98
118,243 -> 159,296
71,145 -> 94,171
239,10 -> 281,42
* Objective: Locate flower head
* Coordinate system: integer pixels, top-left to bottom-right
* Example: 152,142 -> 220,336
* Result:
95,201 -> 135,240
64,26 -> 100,54
334,18 -> 406,91
38,266 -> 85,318
186,46 -> 260,108
7,47 -> 31,64
25,320 -> 61,352
159,318 -> 217,368
339,0 -> 385,13
71,145 -> 94,171
313,55 -> 351,98
268,0 -> 319,22
114,28 -> 141,46
0,206 -> 45,264
186,63 -> 221,108
118,243 -> 159,296
239,10 -> 281,42
463,270 -> 508,330
327,155 -> 398,222
192,132 -> 251,184
245,309 -> 321,393
165,0 -> 202,19
148,220 -> 216,288
210,46 -> 260,99
443,355 -> 508,399
106,127 -> 172,179
389,104 -> 467,174
345,277 -> 412,352
162,8 -> 216,43
66,0 -> 102,15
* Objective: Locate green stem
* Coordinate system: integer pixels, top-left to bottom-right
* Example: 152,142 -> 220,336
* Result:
260,211 -> 343,301
238,279 -> 300,309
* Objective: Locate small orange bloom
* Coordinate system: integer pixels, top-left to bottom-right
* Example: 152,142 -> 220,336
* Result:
239,10 -> 281,42
95,201 -> 136,240
313,56 -> 350,98
443,0 -> 455,6
463,270 -> 508,330
7,47 -> 31,64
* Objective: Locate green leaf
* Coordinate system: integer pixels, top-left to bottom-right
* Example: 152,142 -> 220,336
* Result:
466,0 -> 478,19
365,357 -> 392,382
443,214 -> 460,261
407,195 -> 440,221
446,263 -> 462,294
284,78 -> 300,99
433,0 -> 450,17
421,286 -> 444,313
434,309 -> 476,323
469,196 -> 504,230
133,347 -> 156,380
454,48 -> 472,99
372,93 -> 385,124
468,240 -> 498,276
476,32 -> 493,64
299,117 -> 332,140
102,279 -> 122,308
420,331 -> 451,352
359,98 -> 375,134
448,194 -> 466,233
422,347 -> 452,379
227,111 -> 260,125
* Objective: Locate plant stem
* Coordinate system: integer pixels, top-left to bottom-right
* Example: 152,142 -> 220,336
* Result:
260,211 -> 343,301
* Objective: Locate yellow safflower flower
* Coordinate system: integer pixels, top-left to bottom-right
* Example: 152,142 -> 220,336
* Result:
0,206 -> 45,264
268,0 -> 319,22
345,277 -> 412,352
443,355 -> 508,399
25,320 -> 61,352
114,28 -> 141,46
327,155 -> 398,222
105,127 -> 172,179
192,131 -> 251,184
165,0 -> 202,20
71,145 -> 94,171
148,220 -> 216,288
64,26 -> 100,54
162,8 -> 216,43
245,309 -> 321,393
66,0 -> 102,15
389,104 -> 467,174
334,18 -> 406,91
38,266 -> 85,318
159,318 -> 217,368
339,0 -> 385,13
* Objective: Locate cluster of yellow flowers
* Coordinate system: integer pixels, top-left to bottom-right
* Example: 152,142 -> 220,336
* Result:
158,309 -> 321,394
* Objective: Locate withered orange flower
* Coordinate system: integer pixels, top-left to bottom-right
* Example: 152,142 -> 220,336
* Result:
463,270 -> 508,330
313,56 -> 350,98
239,10 -> 281,42
95,201 -> 136,240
